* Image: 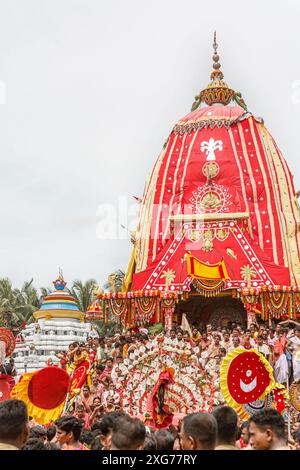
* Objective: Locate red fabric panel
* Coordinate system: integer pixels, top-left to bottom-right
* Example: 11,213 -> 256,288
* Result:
132,220 -> 290,290
227,351 -> 271,404
69,361 -> 90,393
150,369 -> 175,429
136,107 -> 299,287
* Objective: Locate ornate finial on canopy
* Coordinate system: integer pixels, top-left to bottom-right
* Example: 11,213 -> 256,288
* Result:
191,32 -> 248,112
53,270 -> 67,291
211,31 -> 223,80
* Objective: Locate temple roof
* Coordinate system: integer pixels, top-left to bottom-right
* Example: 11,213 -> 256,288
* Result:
129,34 -> 300,292
33,274 -> 85,321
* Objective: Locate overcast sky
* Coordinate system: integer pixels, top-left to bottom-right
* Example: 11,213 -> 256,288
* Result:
0,0 -> 300,290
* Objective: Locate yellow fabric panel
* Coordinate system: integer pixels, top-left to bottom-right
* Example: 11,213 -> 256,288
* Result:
186,253 -> 229,280
136,142 -> 170,272
258,124 -> 300,285
249,118 -> 279,264
122,246 -> 136,292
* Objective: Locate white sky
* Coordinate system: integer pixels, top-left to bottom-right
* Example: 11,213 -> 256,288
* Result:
0,0 -> 300,289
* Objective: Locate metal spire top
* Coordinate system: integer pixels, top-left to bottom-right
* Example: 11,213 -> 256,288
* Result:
190,32 -> 248,112
211,31 -> 223,80
213,31 -> 217,52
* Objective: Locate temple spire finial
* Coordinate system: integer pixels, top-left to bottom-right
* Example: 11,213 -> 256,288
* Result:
213,30 -> 218,59
191,32 -> 248,112
53,269 -> 67,291
211,31 -> 223,80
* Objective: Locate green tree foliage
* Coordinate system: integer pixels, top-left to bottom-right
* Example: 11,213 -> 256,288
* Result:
0,272 -> 127,332
68,279 -> 97,313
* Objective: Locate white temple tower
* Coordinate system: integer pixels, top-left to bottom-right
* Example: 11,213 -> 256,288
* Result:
13,275 -> 94,375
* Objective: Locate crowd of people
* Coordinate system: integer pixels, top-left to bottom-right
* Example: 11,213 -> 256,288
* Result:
0,319 -> 300,451
57,320 -> 300,400
0,400 -> 300,451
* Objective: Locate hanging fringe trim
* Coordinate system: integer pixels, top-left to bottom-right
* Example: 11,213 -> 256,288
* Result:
173,113 -> 249,135
192,279 -> 225,297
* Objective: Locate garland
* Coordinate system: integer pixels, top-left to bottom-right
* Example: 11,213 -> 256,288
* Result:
104,286 -> 300,323
108,299 -> 128,318
106,296 -> 178,327
134,297 -> 158,325
242,294 -> 259,305
135,297 -> 157,315
293,293 -> 300,313
98,290 -> 178,300
161,298 -> 176,317
265,291 -> 289,313
161,298 -> 176,308
239,285 -> 300,295
238,290 -> 300,320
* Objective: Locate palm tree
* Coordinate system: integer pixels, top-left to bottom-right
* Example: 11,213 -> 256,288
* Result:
103,269 -> 125,292
0,278 -> 20,328
40,287 -> 52,300
14,279 -> 41,324
68,279 -> 97,312
0,278 -> 17,310
92,320 -> 119,337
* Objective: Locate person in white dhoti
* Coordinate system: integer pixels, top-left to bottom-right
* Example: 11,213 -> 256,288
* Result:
274,353 -> 289,384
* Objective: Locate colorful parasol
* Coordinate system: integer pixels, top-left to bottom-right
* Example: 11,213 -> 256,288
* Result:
289,379 -> 300,413
11,366 -> 70,425
0,328 -> 16,358
69,360 -> 90,396
220,348 -> 275,417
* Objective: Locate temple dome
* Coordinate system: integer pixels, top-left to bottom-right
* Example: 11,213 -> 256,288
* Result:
14,274 -> 92,375
33,275 -> 85,321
